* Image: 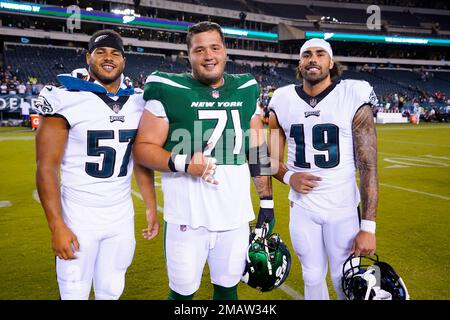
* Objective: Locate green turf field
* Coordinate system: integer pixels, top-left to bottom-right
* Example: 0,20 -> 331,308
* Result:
0,123 -> 449,300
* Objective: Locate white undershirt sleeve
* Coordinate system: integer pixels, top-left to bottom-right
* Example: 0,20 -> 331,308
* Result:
144,99 -> 168,122
251,101 -> 261,118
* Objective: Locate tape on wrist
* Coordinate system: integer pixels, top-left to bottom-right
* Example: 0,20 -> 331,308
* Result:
283,170 -> 294,185
260,198 -> 274,209
360,219 -> 376,234
168,154 -> 189,172
174,154 -> 189,172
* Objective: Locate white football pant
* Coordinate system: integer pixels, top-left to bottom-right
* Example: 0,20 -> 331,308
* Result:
289,202 -> 359,300
56,199 -> 136,300
165,222 -> 249,296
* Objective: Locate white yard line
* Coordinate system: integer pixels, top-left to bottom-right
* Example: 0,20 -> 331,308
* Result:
356,178 -> 450,201
380,153 -> 450,168
131,189 -> 164,213
377,126 -> 450,131
378,139 -> 450,148
0,129 -> 32,133
32,190 -> 41,204
383,156 -> 449,168
422,155 -> 450,160
0,200 -> 12,207
0,136 -> 34,141
379,152 -> 450,159
380,182 -> 450,201
279,284 -> 304,300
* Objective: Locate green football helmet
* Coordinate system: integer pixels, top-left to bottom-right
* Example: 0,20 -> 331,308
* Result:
241,227 -> 291,292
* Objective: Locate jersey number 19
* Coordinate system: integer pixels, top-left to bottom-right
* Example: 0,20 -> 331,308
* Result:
290,123 -> 340,169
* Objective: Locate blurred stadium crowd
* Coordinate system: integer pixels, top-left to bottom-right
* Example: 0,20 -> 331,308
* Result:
0,0 -> 449,124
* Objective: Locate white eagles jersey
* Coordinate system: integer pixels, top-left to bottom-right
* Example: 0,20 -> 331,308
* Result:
36,86 -> 145,209
270,79 -> 377,215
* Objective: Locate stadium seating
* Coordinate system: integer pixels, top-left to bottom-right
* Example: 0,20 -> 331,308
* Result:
4,45 -> 86,85
194,0 -> 249,12
250,2 -> 313,20
2,44 -> 448,109
3,44 -> 189,85
415,13 -> 450,29
372,69 -> 450,96
203,1 -> 425,27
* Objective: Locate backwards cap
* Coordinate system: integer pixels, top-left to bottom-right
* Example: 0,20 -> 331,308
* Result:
300,38 -> 333,59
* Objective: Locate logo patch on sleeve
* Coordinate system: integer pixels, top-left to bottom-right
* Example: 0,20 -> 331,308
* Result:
35,96 -> 53,114
369,90 -> 378,105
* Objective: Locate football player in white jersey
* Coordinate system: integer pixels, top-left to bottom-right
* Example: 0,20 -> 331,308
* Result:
268,39 -> 378,300
133,22 -> 274,300
414,105 -> 421,124
35,30 -> 159,300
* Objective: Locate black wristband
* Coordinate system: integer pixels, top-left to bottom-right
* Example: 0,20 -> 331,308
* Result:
247,143 -> 271,177
168,155 -> 177,172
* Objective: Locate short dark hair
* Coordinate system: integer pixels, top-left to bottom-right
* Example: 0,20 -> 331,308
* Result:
186,21 -> 225,51
296,60 -> 343,82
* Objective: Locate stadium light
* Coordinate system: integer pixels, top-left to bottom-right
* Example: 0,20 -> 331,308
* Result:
306,31 -> 450,47
0,0 -> 278,42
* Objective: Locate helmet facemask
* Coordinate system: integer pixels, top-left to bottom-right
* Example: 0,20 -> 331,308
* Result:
241,226 -> 292,292
342,254 -> 410,300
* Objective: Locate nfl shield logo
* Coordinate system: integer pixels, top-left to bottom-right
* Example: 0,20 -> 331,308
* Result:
211,90 -> 220,99
309,98 -> 317,107
112,104 -> 121,113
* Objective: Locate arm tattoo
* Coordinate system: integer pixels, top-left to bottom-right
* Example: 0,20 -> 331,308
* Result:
252,175 -> 273,199
273,162 -> 289,184
268,112 -> 288,184
352,105 -> 378,221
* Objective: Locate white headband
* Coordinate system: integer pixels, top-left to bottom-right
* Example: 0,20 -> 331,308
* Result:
300,38 -> 333,59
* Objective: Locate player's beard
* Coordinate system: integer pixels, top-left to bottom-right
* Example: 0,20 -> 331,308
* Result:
300,66 -> 330,86
193,65 -> 225,87
195,73 -> 223,87
89,64 -> 123,85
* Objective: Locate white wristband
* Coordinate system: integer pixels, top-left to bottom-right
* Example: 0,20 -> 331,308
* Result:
283,171 -> 294,185
174,154 -> 188,172
360,219 -> 376,234
260,199 -> 274,209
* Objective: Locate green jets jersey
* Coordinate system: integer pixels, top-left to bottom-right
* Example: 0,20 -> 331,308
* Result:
144,71 -> 259,165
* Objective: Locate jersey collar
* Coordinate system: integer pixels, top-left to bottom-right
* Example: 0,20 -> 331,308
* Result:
188,72 -> 228,90
295,80 -> 340,108
56,68 -> 135,96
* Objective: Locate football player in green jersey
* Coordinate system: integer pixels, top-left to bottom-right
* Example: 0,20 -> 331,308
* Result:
134,21 -> 274,300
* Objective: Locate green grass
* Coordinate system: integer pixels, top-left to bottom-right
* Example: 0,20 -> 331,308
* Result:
0,123 -> 449,300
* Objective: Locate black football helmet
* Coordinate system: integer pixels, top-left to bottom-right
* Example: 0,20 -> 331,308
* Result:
342,254 -> 410,300
241,226 -> 291,292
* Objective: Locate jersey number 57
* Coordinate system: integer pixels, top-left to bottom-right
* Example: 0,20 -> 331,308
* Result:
85,129 -> 137,178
